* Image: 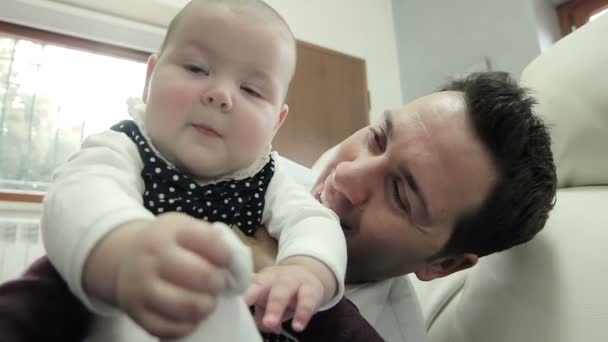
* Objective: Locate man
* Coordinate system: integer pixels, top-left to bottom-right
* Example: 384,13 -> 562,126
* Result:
0,72 -> 556,341
248,71 -> 556,340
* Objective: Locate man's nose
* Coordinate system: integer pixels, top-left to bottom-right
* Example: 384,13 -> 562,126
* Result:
202,82 -> 232,112
332,158 -> 378,208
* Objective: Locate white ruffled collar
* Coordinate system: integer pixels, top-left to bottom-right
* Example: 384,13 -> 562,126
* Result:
127,99 -> 271,186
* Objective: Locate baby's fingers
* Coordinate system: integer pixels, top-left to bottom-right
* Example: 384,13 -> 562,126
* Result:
263,279 -> 298,333
244,272 -> 273,306
252,305 -> 271,333
291,284 -> 323,332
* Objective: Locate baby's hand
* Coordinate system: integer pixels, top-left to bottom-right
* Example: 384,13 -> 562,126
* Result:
243,256 -> 336,334
114,212 -> 231,338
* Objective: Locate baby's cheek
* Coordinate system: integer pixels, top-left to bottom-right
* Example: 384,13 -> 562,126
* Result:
242,132 -> 268,160
155,87 -> 195,115
235,119 -> 273,153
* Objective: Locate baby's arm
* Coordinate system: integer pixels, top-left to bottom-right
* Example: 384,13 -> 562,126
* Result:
41,130 -> 233,338
42,130 -> 153,310
245,155 -> 347,333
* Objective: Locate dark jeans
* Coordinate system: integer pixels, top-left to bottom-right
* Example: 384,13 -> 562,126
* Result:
0,256 -> 384,341
0,257 -> 93,342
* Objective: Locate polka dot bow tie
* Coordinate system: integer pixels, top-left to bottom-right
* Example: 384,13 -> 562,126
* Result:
111,120 -> 275,236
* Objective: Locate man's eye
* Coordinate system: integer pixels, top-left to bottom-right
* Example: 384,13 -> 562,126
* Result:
241,86 -> 262,98
392,178 -> 410,214
184,65 -> 208,75
368,127 -> 386,152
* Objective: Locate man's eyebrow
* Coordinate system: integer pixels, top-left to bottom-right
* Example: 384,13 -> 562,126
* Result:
383,110 -> 394,138
384,111 -> 430,223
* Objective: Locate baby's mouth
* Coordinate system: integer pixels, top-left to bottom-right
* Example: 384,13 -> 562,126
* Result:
192,123 -> 222,138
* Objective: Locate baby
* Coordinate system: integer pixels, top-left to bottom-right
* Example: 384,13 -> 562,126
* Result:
41,0 -> 346,340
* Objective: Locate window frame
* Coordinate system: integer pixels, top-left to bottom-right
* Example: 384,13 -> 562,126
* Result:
0,21 -> 150,203
557,0 -> 608,36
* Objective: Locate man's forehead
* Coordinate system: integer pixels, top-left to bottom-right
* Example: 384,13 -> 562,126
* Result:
415,91 -> 466,116
389,92 -> 468,131
386,91 -> 495,226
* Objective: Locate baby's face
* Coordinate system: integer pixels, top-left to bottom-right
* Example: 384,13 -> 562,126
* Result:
142,5 -> 295,178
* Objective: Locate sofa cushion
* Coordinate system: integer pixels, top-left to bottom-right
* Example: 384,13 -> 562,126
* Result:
423,187 -> 608,342
520,15 -> 608,188
413,14 -> 608,342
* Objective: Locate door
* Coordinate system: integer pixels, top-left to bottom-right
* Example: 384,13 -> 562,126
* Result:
273,40 -> 369,167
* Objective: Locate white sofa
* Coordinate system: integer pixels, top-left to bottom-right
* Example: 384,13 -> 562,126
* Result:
410,14 -> 608,342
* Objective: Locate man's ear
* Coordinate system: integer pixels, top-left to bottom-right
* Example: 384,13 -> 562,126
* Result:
142,53 -> 158,103
273,104 -> 289,133
414,253 -> 478,281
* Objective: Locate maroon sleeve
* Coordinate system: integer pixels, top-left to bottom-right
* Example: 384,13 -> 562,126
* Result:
285,297 -> 385,342
0,256 -> 93,342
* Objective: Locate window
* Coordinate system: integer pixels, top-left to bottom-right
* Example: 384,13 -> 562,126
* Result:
557,0 -> 608,36
0,22 -> 148,202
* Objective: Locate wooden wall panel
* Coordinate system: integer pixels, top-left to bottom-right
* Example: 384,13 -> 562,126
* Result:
273,41 -> 369,167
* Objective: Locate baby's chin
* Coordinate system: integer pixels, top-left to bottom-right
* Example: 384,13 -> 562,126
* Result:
176,149 -> 251,178
176,158 -> 231,180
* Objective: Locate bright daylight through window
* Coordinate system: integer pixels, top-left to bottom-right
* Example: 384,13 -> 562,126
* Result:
0,35 -> 146,193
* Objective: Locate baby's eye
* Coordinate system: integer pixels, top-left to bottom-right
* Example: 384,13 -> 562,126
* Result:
184,64 -> 208,75
241,86 -> 262,98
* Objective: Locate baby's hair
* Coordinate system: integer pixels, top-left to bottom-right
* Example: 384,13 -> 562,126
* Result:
158,0 -> 295,54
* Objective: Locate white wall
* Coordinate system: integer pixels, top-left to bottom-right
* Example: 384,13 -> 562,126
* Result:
530,0 -> 562,51
264,0 -> 403,123
0,0 -> 403,124
392,0 -> 559,103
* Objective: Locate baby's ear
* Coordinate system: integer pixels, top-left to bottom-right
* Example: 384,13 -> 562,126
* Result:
142,54 -> 159,103
274,104 -> 289,132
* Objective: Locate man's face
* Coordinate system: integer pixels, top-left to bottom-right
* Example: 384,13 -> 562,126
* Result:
312,92 -> 498,282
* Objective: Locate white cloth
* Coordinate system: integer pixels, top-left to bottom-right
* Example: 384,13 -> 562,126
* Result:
92,224 -> 263,342
41,128 -> 346,339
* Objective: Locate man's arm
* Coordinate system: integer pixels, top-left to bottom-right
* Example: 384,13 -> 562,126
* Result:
0,257 -> 94,342
285,298 -> 385,342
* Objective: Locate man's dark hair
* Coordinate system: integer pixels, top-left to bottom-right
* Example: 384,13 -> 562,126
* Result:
437,71 -> 557,258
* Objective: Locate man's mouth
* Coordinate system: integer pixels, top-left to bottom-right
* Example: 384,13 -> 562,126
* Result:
315,188 -> 351,231
320,189 -> 331,209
